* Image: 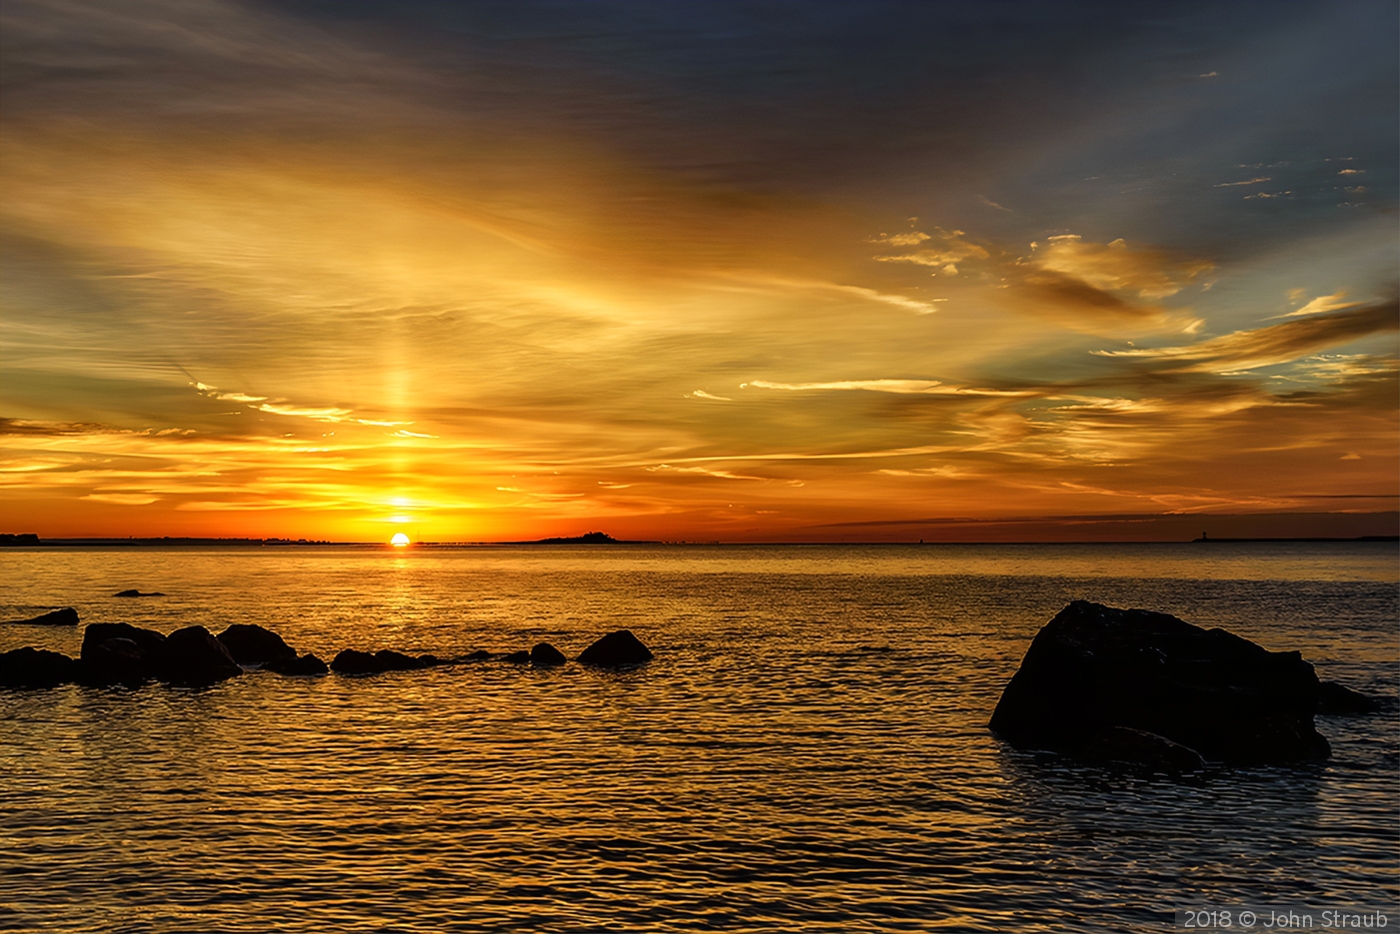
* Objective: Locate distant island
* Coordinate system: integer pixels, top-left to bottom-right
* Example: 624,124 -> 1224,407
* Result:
520,531 -> 653,545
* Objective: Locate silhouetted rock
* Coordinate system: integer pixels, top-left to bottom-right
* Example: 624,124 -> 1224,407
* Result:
577,629 -> 653,668
501,650 -> 531,664
157,626 -> 243,686
530,642 -> 566,666
4,607 -> 78,626
263,653 -> 329,676
1317,680 -> 1381,715
114,589 -> 164,598
82,637 -> 154,684
330,649 -> 430,674
990,601 -> 1330,766
0,647 -> 80,687
462,649 -> 492,662
80,623 -> 167,684
217,623 -> 297,665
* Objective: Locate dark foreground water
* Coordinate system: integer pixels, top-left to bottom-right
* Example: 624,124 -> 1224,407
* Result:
1,543 -> 1396,933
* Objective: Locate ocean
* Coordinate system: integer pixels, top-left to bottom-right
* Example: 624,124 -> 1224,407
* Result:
1,543 -> 1396,933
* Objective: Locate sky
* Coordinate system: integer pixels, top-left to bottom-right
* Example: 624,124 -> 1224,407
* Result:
1,0 -> 1396,543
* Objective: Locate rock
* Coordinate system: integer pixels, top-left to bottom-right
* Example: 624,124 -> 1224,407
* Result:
157,626 -> 243,686
989,601 -> 1330,766
82,637 -> 155,685
501,650 -> 531,664
3,607 -> 79,626
1077,726 -> 1207,772
330,649 -> 430,674
80,623 -> 167,684
462,649 -> 492,662
530,642 -> 566,666
0,647 -> 80,688
1317,680 -> 1381,715
577,629 -> 653,669
217,623 -> 297,665
263,653 -> 329,676
330,649 -> 377,673
114,589 -> 164,597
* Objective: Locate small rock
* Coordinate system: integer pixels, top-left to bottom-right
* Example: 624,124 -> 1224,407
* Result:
0,647 -> 80,688
158,626 -> 243,686
114,589 -> 165,598
1317,680 -> 1381,715
263,653 -> 328,676
462,649 -> 492,662
501,650 -> 531,664
217,624 -> 297,665
530,642 -> 566,667
3,607 -> 79,626
330,649 -> 430,674
577,629 -> 653,669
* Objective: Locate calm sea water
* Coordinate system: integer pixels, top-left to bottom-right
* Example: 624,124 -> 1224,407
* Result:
1,543 -> 1396,933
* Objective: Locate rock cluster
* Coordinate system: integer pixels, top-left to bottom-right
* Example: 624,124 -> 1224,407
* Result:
989,600 -> 1378,768
1,620 -> 653,688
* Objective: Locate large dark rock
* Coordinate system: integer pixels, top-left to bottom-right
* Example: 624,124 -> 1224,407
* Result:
577,629 -> 653,668
530,642 -> 567,667
263,653 -> 329,676
82,637 -> 155,685
330,649 -> 432,675
1317,680 -> 1381,715
4,607 -> 79,626
157,626 -> 243,686
80,623 -> 167,684
989,601 -> 1330,766
217,623 -> 297,665
0,647 -> 80,688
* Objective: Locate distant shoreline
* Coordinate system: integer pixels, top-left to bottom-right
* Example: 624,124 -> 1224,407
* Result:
2,534 -> 1396,547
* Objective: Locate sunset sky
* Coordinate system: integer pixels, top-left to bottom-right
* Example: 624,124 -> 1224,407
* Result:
2,0 -> 1396,542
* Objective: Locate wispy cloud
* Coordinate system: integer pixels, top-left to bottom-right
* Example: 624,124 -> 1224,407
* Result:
1094,300 -> 1399,373
1282,290 -> 1362,317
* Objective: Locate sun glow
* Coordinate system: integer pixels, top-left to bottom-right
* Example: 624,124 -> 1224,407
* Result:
390,532 -> 410,546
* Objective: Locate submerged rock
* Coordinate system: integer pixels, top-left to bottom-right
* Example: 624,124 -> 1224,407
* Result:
501,650 -> 531,664
577,629 -> 653,669
1317,680 -> 1382,715
0,647 -> 80,688
159,626 -> 243,686
114,589 -> 165,598
461,649 -> 492,662
530,642 -> 566,667
3,607 -> 79,626
330,649 -> 432,675
263,652 -> 329,676
989,600 -> 1329,766
217,623 -> 297,665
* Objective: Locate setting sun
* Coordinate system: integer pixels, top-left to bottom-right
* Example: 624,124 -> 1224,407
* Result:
390,533 -> 410,547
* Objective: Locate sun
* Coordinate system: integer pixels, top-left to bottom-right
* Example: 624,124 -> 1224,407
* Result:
390,532 -> 411,546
